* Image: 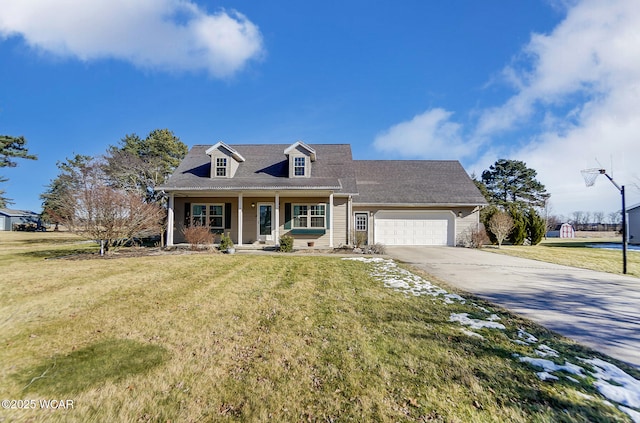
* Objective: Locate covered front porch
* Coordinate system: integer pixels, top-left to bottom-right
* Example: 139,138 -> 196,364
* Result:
165,190 -> 349,249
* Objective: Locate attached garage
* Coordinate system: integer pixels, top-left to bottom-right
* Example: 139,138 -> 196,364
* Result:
374,210 -> 455,246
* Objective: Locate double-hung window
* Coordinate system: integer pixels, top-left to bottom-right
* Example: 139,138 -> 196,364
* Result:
215,157 -> 227,177
191,204 -> 224,230
293,157 -> 306,176
293,204 -> 326,228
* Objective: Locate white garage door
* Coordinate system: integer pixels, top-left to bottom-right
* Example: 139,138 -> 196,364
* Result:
374,211 -> 453,246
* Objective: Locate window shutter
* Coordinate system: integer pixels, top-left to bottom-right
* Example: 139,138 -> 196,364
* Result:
284,203 -> 292,229
224,203 -> 232,229
326,203 -> 330,229
184,202 -> 191,226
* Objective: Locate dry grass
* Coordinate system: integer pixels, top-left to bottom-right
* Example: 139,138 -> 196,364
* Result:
488,237 -> 640,278
0,232 -> 634,422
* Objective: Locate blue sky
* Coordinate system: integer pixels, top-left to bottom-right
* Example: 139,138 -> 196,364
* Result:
1,0 -> 639,218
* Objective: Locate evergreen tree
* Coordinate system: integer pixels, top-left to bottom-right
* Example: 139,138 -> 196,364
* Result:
1,135 -> 37,207
40,155 -> 93,229
508,204 -> 527,245
104,129 -> 187,203
481,159 -> 548,209
526,208 -> 546,246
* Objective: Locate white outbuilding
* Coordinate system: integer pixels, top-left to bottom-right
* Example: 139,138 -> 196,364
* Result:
546,223 -> 575,238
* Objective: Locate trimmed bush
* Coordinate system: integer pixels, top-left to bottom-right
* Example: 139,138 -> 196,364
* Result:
278,235 -> 294,252
219,232 -> 234,251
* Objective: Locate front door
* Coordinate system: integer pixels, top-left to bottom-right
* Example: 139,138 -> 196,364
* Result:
257,203 -> 274,242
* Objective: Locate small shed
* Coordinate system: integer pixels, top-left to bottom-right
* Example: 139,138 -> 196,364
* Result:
546,223 -> 575,238
0,208 -> 41,231
629,203 -> 640,245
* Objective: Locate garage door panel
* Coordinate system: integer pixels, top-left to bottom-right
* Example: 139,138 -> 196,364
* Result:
374,211 -> 452,246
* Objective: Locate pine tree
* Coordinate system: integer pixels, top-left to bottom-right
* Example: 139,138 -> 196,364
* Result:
481,159 -> 548,209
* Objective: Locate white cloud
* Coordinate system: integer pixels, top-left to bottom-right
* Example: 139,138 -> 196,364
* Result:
490,0 -> 640,215
373,109 -> 470,160
375,0 -> 640,215
0,0 -> 264,77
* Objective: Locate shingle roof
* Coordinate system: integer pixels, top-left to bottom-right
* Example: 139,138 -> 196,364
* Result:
352,160 -> 487,205
158,144 -> 358,194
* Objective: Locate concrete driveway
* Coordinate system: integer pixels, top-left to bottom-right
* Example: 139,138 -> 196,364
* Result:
386,246 -> 640,368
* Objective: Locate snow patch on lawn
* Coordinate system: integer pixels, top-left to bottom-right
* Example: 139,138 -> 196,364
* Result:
620,406 -> 640,422
343,256 -> 640,422
518,356 -> 586,378
342,257 -> 465,304
450,313 -> 506,330
579,358 -> 640,409
537,371 -> 559,381
518,354 -> 640,421
460,328 -> 485,339
535,345 -> 560,358
517,328 -> 538,344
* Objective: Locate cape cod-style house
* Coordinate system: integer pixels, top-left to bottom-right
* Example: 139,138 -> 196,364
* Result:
156,141 -> 487,248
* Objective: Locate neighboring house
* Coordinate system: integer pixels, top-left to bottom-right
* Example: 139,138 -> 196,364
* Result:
156,141 -> 487,248
629,203 -> 640,245
0,208 -> 41,231
546,223 -> 575,238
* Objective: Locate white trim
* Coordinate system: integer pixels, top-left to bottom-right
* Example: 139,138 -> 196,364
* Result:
284,141 -> 316,161
215,157 -> 228,177
167,194 -> 174,246
329,193 -> 334,247
257,202 -> 275,242
292,203 -> 327,229
275,193 -> 280,246
206,141 -> 246,162
347,195 -> 353,244
237,194 -> 243,246
192,203 -> 225,230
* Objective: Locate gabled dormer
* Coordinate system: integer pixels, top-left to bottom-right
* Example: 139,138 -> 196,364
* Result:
284,141 -> 316,178
205,141 -> 245,178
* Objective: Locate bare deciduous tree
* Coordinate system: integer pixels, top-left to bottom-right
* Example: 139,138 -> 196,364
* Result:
593,211 -> 605,225
488,211 -> 514,248
608,211 -> 621,225
51,159 -> 164,254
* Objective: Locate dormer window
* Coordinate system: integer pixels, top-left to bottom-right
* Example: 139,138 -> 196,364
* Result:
216,157 -> 227,177
206,142 -> 245,179
285,141 -> 315,179
294,157 -> 306,176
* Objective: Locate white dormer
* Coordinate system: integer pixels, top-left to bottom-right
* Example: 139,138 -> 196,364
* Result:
206,141 -> 245,178
284,141 -> 316,178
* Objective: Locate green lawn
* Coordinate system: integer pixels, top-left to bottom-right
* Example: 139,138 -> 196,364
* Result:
1,232 -> 637,422
487,238 -> 640,278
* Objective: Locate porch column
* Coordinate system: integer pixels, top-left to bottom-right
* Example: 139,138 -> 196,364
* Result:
329,193 -> 334,247
274,192 -> 280,246
347,195 -> 353,246
166,193 -> 174,247
237,193 -> 243,246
